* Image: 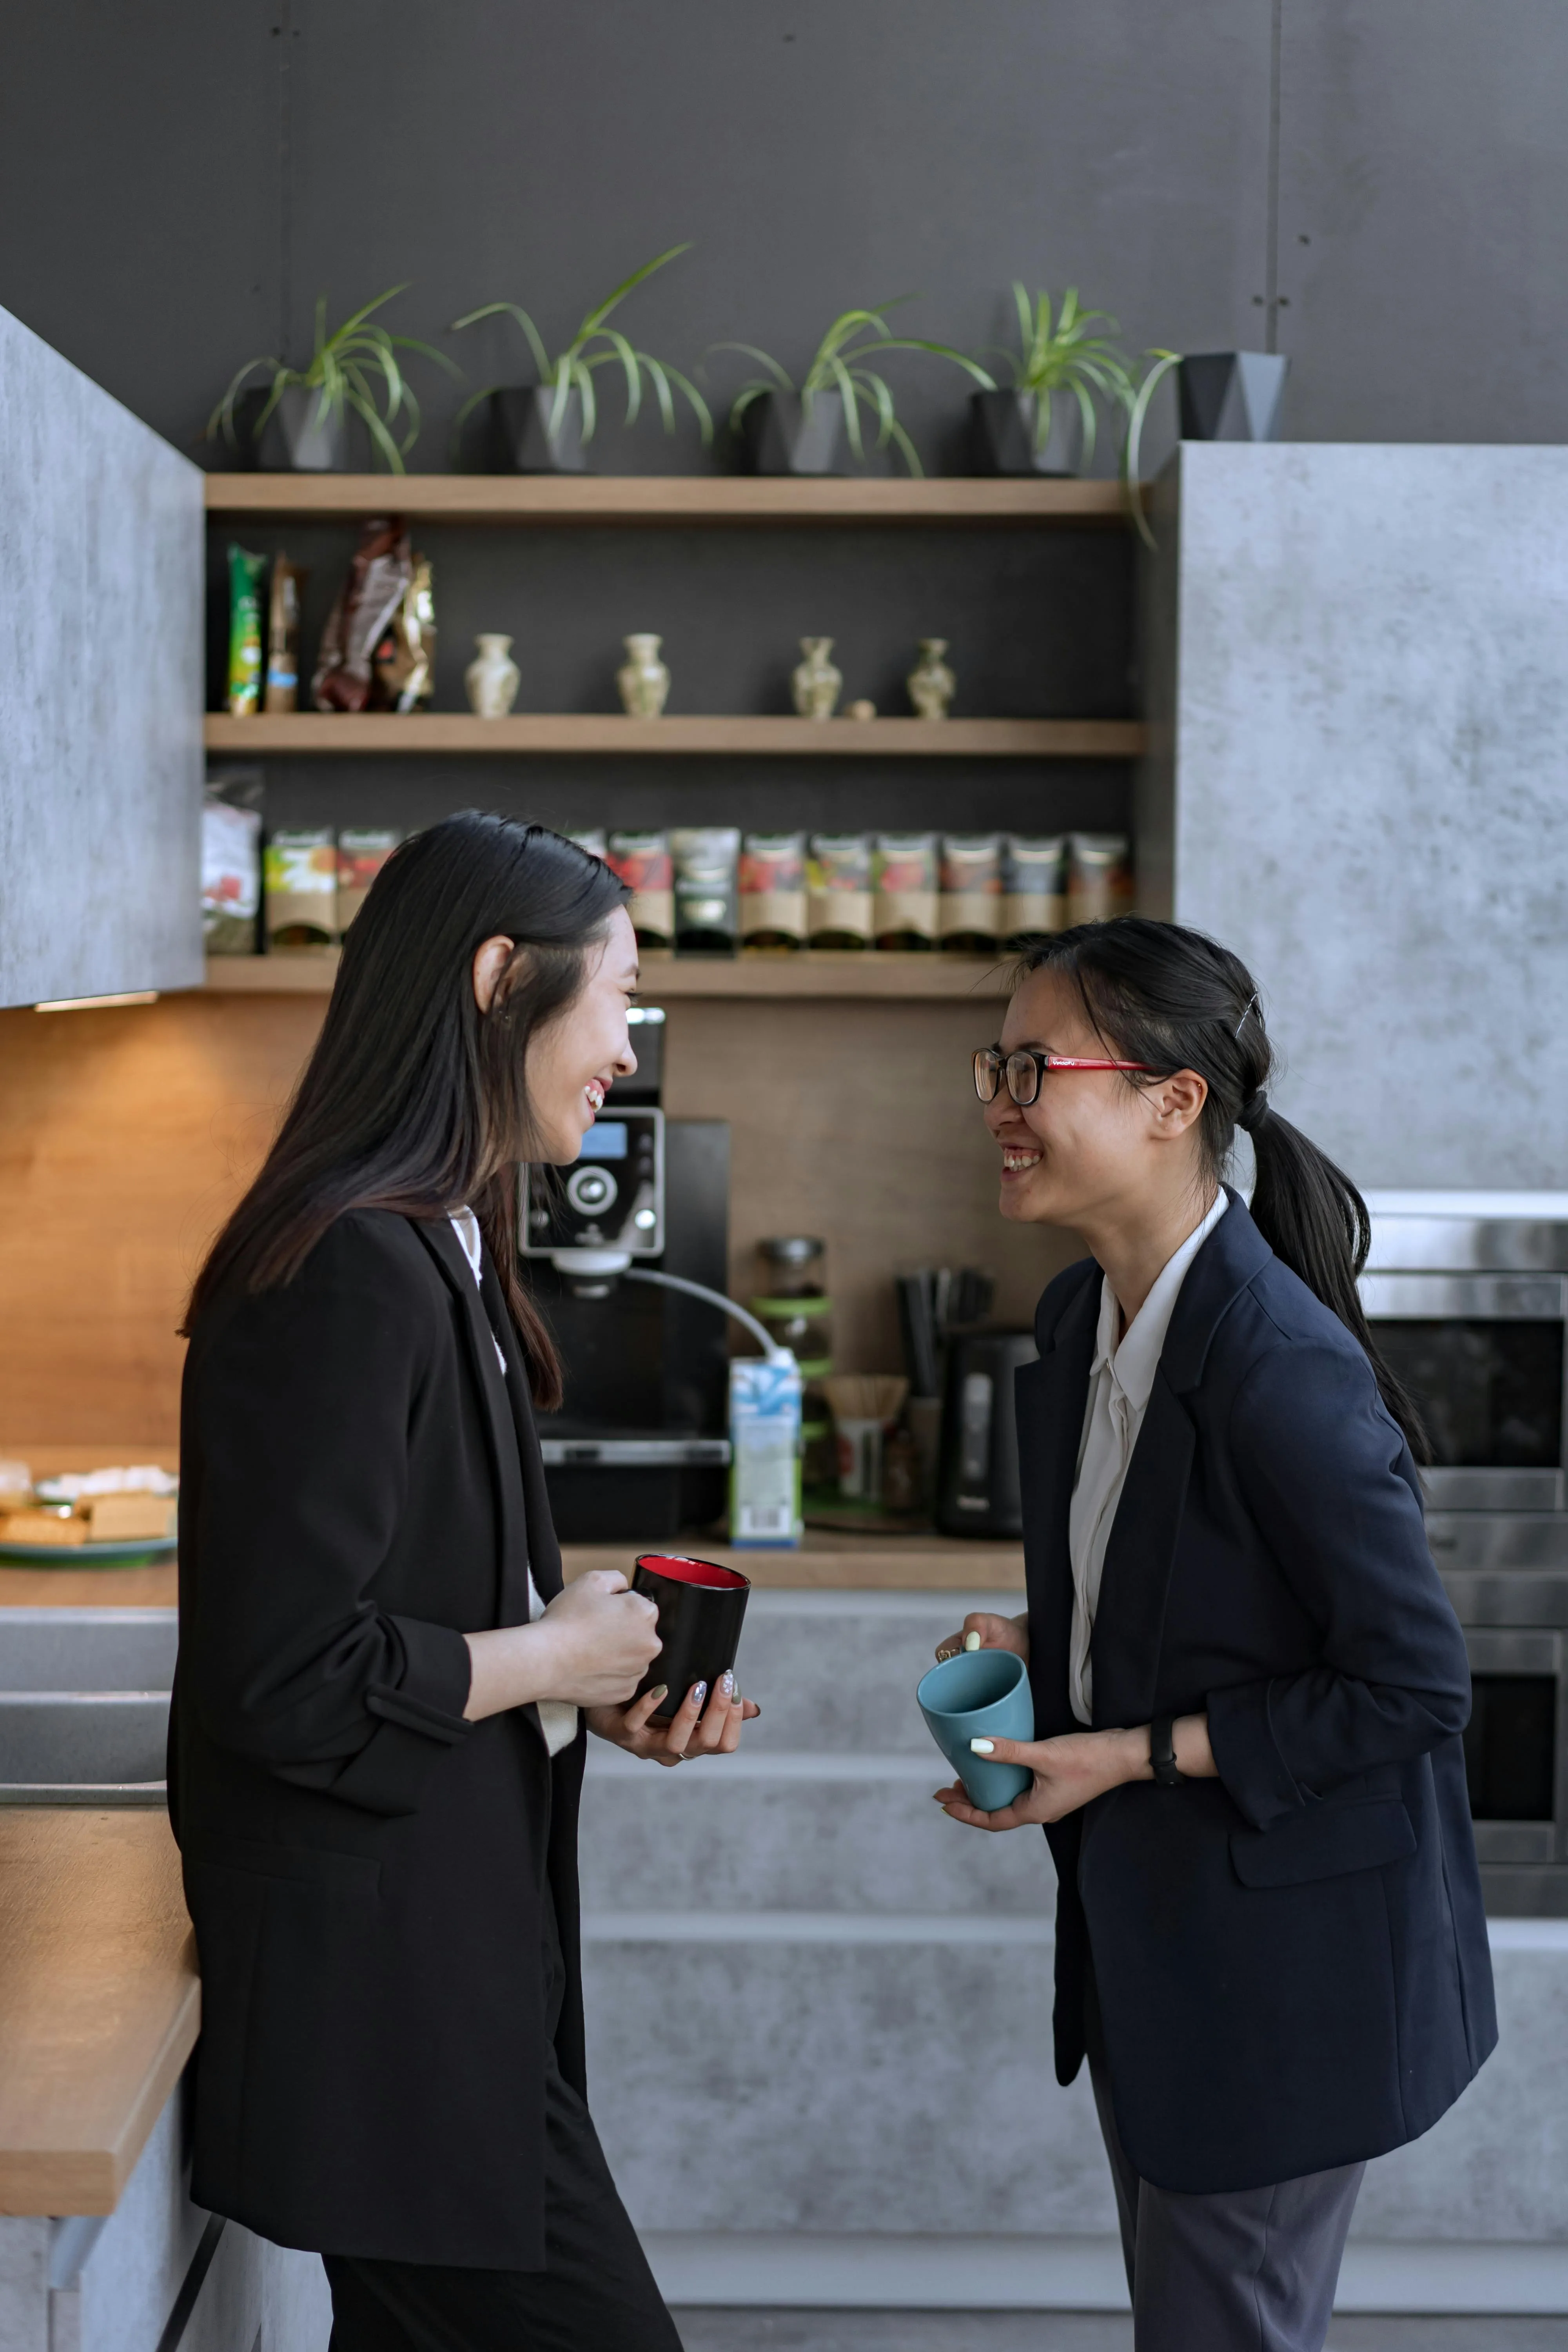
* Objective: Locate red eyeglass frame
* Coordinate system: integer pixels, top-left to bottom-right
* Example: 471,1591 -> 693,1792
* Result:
973,1045 -> 1156,1106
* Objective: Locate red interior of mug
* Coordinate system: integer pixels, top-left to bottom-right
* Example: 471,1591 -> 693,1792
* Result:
635,1553 -> 750,1592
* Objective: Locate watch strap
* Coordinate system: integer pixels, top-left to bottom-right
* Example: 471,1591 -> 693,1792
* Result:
1149,1713 -> 1183,1788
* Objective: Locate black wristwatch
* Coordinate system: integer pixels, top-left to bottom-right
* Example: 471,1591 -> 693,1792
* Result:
1149,1714 -> 1185,1788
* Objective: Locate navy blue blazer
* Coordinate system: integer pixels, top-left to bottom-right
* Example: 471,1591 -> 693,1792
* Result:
1017,1190 -> 1496,2195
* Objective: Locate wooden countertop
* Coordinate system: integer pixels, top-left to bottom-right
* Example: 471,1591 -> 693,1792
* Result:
0,1533 -> 1022,1610
0,1811 -> 199,2214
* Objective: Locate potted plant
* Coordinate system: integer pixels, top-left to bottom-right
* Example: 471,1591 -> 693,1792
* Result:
450,246 -> 712,473
207,287 -> 459,473
711,301 -> 995,477
969,282 -> 1154,475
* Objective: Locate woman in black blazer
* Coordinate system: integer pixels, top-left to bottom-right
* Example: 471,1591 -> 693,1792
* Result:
934,919 -> 1494,2352
171,814 -> 755,2350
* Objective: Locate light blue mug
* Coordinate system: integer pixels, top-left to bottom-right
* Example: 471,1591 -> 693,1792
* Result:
916,1646 -> 1034,1812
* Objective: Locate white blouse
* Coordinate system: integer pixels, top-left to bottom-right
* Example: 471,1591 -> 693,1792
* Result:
450,1210 -> 579,1757
1066,1190 -> 1229,1726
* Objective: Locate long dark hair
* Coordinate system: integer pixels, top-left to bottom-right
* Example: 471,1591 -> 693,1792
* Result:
1016,917 -> 1429,1459
184,813 -> 629,1408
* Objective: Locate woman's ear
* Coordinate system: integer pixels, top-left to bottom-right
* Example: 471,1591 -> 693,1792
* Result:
472,935 -> 516,1014
1151,1067 -> 1209,1137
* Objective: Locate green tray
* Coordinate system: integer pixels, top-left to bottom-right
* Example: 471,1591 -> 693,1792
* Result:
0,1538 -> 177,1567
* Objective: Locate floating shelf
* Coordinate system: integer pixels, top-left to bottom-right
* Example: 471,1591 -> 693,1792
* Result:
202,952 -> 1014,1000
203,712 -> 1142,759
202,473 -> 1130,528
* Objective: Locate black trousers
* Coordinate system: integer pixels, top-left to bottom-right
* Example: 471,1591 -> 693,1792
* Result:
325,1890 -> 680,2352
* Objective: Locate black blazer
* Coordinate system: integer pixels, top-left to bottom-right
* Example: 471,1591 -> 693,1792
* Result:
169,1209 -> 584,2269
1018,1191 -> 1496,2196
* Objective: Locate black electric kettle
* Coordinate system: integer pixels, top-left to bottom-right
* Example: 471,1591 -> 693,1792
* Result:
934,1328 -> 1038,1538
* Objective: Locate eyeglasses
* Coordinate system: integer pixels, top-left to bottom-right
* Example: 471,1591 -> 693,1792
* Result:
973,1045 -> 1155,1107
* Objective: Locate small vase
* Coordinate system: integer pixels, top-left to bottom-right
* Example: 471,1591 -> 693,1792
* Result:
465,634 -> 520,719
617,634 -> 670,718
791,637 -> 842,720
907,638 -> 956,721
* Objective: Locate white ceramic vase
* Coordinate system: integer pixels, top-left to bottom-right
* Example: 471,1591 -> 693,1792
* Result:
617,633 -> 671,717
907,637 -> 956,720
791,636 -> 842,720
465,633 -> 520,719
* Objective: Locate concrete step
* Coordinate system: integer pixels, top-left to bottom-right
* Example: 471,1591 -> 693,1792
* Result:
712,1590 -> 1024,1757
580,1750 -> 1055,1916
582,1931 -> 1111,2239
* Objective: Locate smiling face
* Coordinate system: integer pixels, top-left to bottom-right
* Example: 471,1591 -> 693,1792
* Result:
521,906 -> 640,1164
984,964 -> 1210,1235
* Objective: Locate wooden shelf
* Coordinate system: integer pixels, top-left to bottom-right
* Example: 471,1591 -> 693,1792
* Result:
202,951 -> 1014,1000
203,712 -> 1142,759
203,472 -> 1129,528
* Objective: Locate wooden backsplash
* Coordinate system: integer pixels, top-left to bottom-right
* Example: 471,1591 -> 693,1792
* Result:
0,987 -> 1075,1447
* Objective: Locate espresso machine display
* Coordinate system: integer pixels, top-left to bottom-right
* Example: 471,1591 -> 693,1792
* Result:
519,1008 -> 732,1544
523,1110 -> 664,1258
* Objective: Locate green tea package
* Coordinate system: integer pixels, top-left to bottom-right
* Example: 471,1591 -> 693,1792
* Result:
1067,832 -> 1134,926
938,834 -> 1004,953
872,832 -> 939,952
336,829 -> 401,935
606,831 -> 674,951
226,545 -> 266,717
671,827 -> 740,955
739,833 -> 807,952
202,795 -> 262,954
264,828 -> 338,950
806,834 -> 873,950
1002,834 -> 1067,943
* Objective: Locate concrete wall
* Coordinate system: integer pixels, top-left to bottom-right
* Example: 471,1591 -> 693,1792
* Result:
0,301 -> 203,1008
1147,442 -> 1568,1188
5,2 -> 1568,464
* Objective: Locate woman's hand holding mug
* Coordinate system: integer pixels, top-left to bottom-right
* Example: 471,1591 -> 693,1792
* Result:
928,1612 -> 1214,1828
932,1713 -> 1217,1830
464,1568 -> 662,1720
588,1671 -> 760,1767
933,1610 -> 1030,1665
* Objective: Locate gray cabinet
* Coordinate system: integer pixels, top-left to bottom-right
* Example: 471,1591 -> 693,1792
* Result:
0,299 -> 202,1009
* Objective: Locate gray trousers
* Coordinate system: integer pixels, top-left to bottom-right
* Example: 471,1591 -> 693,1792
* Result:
1085,1985 -> 1363,2351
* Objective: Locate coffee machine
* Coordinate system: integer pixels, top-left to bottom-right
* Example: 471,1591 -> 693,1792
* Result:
520,1007 -> 732,1542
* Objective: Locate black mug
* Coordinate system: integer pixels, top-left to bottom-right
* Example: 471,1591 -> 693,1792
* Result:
631,1553 -> 751,1720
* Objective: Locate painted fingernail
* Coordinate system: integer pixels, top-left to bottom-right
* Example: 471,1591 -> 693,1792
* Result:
964,1631 -> 982,1651
648,1685 -> 668,1704
969,1737 -> 996,1755
720,1670 -> 735,1697
691,1682 -> 708,1705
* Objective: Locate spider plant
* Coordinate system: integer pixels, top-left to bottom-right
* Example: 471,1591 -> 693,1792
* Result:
207,285 -> 459,473
711,300 -> 995,477
980,282 -> 1178,543
450,245 -> 712,450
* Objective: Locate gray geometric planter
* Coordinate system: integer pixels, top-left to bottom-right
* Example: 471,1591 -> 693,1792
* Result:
968,389 -> 1084,477
1178,353 -> 1290,442
256,384 -> 350,472
740,390 -> 848,477
489,385 -> 590,474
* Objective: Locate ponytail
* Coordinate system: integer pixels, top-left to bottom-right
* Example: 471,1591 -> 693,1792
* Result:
1015,919 -> 1430,1460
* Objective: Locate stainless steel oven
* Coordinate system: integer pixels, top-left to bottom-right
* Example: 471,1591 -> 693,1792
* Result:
1363,1194 -> 1568,1915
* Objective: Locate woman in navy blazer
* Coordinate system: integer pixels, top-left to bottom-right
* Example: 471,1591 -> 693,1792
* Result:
935,919 -> 1494,2352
